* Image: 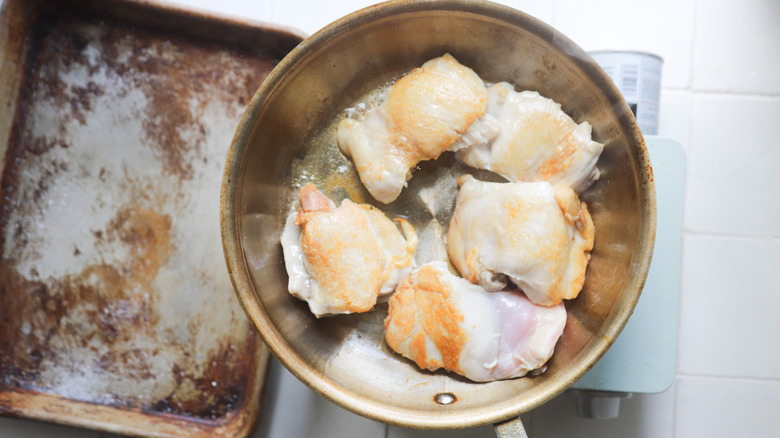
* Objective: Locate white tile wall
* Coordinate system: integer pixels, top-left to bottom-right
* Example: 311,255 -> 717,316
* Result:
679,235 -> 780,379
693,0 -> 780,94
686,94 -> 780,237
658,90 -> 693,152
485,0 -> 554,23
553,0 -> 697,89
2,0 -> 779,437
676,377 -> 780,438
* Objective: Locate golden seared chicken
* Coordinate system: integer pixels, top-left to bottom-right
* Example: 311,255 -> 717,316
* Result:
281,185 -> 417,317
337,54 -> 487,203
447,175 -> 594,306
451,82 -> 604,193
384,261 -> 566,382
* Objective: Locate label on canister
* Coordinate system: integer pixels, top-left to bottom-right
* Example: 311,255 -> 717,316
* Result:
589,51 -> 663,135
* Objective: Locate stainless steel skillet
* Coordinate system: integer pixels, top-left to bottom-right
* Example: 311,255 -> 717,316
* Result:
221,0 -> 655,434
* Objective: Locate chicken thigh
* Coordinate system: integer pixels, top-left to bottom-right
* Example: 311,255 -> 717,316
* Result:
447,175 -> 594,306
451,82 -> 604,193
281,185 -> 417,317
384,261 -> 566,382
337,53 -> 487,203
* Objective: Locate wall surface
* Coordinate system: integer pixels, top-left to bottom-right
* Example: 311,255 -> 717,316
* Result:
1,0 -> 779,437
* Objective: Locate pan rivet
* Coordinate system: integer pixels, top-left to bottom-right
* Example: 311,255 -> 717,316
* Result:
434,392 -> 457,405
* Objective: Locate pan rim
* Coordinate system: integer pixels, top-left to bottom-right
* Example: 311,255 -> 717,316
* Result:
220,0 -> 656,429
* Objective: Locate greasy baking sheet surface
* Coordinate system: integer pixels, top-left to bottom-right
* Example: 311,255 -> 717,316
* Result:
0,0 -> 300,435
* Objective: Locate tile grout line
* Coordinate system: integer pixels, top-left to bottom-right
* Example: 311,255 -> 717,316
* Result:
681,229 -> 780,240
689,0 -> 700,92
673,1 -> 700,434
690,89 -> 780,99
676,373 -> 780,383
672,376 -> 680,438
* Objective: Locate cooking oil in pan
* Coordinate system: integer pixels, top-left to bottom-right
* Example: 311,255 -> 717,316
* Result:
287,81 -> 503,268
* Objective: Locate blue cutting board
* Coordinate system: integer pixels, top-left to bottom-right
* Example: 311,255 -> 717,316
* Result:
571,136 -> 685,394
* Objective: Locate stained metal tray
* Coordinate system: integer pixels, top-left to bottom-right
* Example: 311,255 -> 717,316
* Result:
0,0 -> 303,436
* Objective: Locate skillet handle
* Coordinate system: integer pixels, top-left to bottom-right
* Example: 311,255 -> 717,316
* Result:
494,416 -> 529,438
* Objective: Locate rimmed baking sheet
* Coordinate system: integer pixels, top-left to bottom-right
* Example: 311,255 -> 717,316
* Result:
0,0 -> 303,436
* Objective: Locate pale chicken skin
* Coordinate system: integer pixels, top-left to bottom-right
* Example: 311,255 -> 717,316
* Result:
281,185 -> 417,317
384,261 -> 566,382
447,175 -> 594,306
451,82 -> 604,193
337,53 -> 487,203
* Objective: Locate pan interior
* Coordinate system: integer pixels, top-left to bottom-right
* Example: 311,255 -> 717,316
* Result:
225,1 -> 654,429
